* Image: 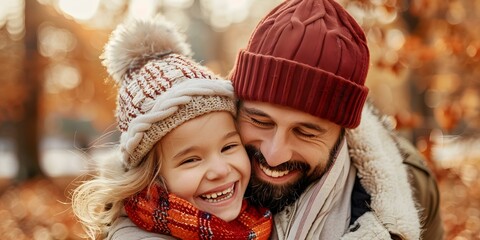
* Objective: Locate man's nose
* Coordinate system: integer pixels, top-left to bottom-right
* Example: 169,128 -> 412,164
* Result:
260,130 -> 292,167
205,155 -> 231,180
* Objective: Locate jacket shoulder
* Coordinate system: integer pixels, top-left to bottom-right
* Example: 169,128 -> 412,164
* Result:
107,216 -> 176,240
394,135 -> 445,240
395,135 -> 431,174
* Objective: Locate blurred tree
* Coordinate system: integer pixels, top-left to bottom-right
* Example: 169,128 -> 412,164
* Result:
13,0 -> 46,181
398,0 -> 480,136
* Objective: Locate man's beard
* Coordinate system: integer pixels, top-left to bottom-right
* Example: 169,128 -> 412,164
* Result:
244,130 -> 345,214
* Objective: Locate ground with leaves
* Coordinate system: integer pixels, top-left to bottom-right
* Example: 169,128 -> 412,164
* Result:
0,177 -> 84,240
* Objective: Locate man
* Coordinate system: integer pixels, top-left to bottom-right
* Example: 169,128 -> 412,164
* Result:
107,0 -> 444,239
230,0 -> 443,239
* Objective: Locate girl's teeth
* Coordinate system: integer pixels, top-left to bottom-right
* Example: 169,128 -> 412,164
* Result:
260,164 -> 290,178
202,185 -> 234,201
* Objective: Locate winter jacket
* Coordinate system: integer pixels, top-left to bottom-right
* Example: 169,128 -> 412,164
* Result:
106,105 -> 444,240
349,104 -> 443,239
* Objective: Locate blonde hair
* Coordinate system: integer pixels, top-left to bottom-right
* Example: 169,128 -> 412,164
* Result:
71,146 -> 162,239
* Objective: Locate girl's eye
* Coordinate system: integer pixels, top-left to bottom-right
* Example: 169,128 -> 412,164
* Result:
222,144 -> 239,153
180,158 -> 200,165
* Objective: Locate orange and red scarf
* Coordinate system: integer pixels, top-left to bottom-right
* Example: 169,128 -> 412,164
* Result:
124,183 -> 272,240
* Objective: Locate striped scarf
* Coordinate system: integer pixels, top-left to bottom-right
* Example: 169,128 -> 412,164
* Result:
272,138 -> 355,239
124,183 -> 272,240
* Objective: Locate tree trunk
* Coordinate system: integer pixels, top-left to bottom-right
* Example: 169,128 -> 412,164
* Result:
14,0 -> 45,182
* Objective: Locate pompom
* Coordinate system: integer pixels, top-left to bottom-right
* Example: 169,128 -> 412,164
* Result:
102,17 -> 192,84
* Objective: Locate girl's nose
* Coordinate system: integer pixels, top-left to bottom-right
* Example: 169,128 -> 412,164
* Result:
205,156 -> 231,180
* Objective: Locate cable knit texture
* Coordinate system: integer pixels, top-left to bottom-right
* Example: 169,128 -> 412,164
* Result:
102,18 -> 236,168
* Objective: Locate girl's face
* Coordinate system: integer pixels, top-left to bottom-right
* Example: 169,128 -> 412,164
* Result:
158,111 -> 250,222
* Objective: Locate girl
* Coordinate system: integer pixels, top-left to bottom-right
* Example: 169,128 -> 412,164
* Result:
71,18 -> 272,240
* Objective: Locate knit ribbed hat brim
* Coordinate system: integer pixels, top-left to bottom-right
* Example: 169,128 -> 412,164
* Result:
122,94 -> 235,168
232,50 -> 368,128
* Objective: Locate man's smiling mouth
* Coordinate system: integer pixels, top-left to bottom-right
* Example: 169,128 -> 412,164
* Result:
259,164 -> 290,178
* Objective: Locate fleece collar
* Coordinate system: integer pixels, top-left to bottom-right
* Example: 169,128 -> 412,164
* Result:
346,104 -> 421,239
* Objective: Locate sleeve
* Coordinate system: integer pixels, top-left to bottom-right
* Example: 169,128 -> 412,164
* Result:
341,212 -> 392,240
107,216 -> 177,240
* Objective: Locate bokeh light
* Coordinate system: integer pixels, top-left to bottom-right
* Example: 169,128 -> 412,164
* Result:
128,0 -> 157,19
58,0 -> 100,21
38,23 -> 77,59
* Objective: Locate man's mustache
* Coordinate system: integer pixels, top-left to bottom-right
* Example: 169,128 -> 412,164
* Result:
244,144 -> 310,173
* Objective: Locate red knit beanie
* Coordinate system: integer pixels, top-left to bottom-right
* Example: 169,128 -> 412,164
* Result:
231,0 -> 369,128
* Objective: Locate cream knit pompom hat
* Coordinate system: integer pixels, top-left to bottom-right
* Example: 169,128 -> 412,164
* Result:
102,18 -> 235,169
